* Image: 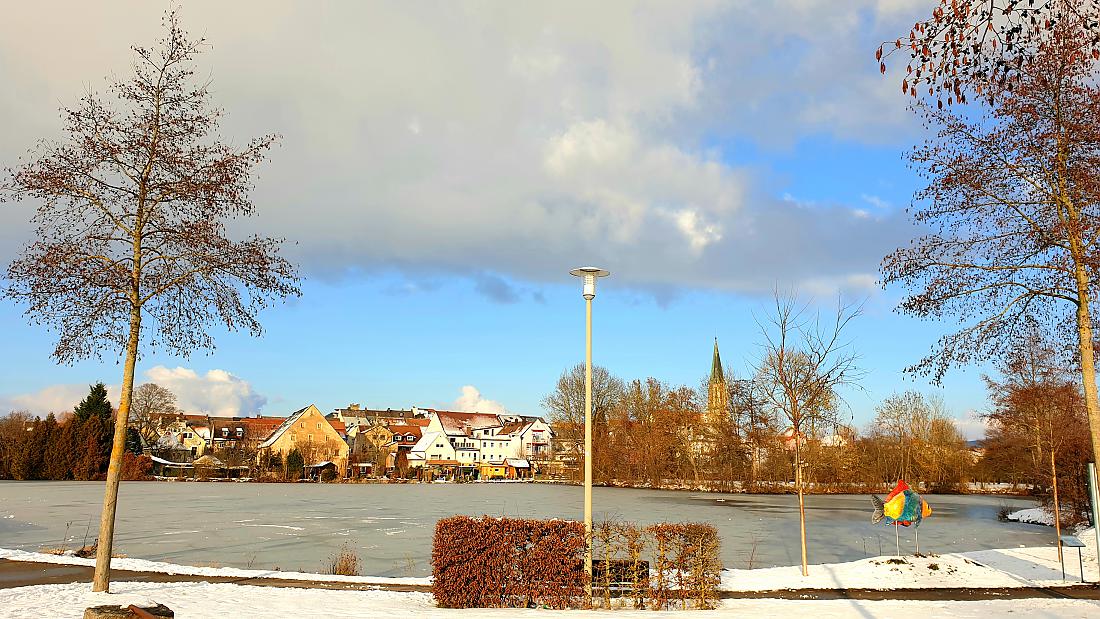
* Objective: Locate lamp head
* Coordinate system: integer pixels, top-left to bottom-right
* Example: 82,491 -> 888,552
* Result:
569,266 -> 610,300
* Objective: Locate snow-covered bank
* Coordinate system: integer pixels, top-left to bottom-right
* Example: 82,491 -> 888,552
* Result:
0,548 -> 429,587
1005,507 -> 1056,526
724,527 -> 1097,591
0,582 -> 1097,619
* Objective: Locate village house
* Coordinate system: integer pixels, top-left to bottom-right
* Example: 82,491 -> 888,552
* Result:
406,409 -> 554,478
257,404 -> 350,476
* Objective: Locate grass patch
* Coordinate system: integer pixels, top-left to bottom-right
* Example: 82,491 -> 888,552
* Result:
324,542 -> 360,576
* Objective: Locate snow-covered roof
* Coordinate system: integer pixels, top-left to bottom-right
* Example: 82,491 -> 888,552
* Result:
258,405 -> 312,449
150,455 -> 192,467
428,410 -> 503,436
193,454 -> 225,467
505,458 -> 530,468
410,431 -> 445,454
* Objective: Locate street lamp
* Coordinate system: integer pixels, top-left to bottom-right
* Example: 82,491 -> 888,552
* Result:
569,266 -> 609,598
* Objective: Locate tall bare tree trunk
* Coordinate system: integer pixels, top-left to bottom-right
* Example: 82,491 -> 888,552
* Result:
795,429 -> 808,576
1050,450 -> 1063,564
92,305 -> 141,592
1072,269 -> 1100,470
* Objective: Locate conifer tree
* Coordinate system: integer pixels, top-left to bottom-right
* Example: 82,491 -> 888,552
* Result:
285,448 -> 304,480
73,384 -> 112,424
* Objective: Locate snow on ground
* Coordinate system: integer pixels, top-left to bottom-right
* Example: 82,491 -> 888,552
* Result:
723,553 -> 1023,591
2,527 -> 1097,597
723,527 -> 1098,590
0,548 -> 429,587
1005,507 -> 1056,526
0,581 -> 1097,619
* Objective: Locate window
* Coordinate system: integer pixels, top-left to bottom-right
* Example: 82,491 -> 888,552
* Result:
308,434 -> 314,443
183,432 -> 192,439
222,428 -> 229,437
316,422 -> 322,429
236,428 -> 243,437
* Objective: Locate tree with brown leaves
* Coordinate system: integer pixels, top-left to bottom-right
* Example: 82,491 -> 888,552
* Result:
881,0 -> 1100,105
882,21 -> 1100,475
984,331 -> 1092,545
1,13 -> 299,592
753,292 -> 863,577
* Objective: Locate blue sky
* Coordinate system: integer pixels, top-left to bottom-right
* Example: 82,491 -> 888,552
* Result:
0,1 -> 993,436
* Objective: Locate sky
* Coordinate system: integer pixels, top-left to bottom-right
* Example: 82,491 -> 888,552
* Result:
0,1 -> 993,437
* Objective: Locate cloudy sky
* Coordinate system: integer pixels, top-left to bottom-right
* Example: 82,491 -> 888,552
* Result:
0,1 -> 992,437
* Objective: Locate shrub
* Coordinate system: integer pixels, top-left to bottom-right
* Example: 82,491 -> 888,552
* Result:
320,468 -> 338,482
120,453 -> 154,480
431,516 -> 721,611
324,542 -> 360,576
591,521 -> 721,610
285,448 -> 304,480
432,516 -> 586,609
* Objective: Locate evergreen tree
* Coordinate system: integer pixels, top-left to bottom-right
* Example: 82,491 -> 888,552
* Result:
285,448 -> 304,480
43,416 -> 76,480
73,383 -> 112,424
73,416 -> 108,480
125,427 -> 143,455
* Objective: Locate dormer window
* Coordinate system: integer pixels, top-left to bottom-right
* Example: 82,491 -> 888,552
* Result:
236,428 -> 243,437
221,428 -> 229,437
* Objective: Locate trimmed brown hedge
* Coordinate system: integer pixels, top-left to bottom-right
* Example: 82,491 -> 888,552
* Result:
431,516 -> 586,609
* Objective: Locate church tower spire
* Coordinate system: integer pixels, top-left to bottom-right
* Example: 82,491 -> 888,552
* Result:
706,338 -> 729,426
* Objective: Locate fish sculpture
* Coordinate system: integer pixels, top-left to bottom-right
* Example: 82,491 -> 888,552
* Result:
871,479 -> 932,527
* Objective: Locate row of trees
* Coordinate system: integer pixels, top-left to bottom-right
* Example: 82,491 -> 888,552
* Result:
544,364 -> 972,493
0,384 -> 151,481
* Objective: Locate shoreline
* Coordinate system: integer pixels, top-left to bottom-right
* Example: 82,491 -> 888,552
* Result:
69,476 -> 1035,497
2,525 -> 1095,593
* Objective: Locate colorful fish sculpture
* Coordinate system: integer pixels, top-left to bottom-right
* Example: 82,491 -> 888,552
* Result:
871,479 -> 932,527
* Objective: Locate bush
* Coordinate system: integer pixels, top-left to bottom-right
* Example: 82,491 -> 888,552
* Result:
430,516 -> 722,611
592,521 -> 721,610
320,468 -> 338,482
432,516 -> 586,609
324,542 -> 360,576
285,448 -> 304,480
120,453 -> 153,481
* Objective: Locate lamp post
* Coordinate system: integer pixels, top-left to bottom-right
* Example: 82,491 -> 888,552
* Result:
569,266 -> 609,599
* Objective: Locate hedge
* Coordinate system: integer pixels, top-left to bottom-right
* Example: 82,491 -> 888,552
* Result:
431,516 -> 586,609
592,521 -> 721,610
431,516 -> 722,610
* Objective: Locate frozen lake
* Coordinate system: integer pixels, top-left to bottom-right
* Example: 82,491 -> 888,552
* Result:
0,481 -> 1050,577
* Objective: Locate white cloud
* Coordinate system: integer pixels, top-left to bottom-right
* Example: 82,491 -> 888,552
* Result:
451,385 -> 507,415
1,383 -> 121,417
0,1 -> 931,298
144,366 -> 267,417
1,366 -> 267,418
954,409 -> 989,442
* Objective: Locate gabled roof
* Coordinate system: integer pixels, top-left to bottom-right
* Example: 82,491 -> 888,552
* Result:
258,405 -> 313,449
410,431 -> 447,454
387,425 -> 423,439
427,410 -> 503,436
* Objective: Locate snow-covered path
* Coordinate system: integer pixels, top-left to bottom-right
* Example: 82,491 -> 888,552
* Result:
0,581 -> 1097,619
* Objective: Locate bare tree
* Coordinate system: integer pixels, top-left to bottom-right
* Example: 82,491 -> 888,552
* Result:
130,383 -> 179,444
879,0 -> 1100,104
882,22 -> 1100,477
1,13 -> 299,592
753,292 -> 863,576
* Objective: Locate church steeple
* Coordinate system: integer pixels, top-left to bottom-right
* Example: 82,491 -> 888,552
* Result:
706,338 -> 729,426
710,337 -> 724,386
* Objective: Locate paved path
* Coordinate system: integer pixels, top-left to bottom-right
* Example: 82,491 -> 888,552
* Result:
2,559 -> 1098,601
